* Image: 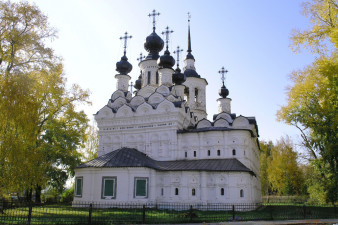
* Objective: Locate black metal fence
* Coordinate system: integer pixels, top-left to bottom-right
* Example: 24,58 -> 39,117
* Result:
0,200 -> 337,225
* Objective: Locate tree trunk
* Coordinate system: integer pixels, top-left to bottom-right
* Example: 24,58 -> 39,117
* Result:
25,189 -> 32,202
35,185 -> 42,203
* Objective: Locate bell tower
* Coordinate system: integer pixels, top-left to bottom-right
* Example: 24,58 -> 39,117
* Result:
182,13 -> 208,121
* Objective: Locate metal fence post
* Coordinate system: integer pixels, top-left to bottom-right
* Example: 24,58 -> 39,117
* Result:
232,205 -> 235,221
269,205 -> 273,220
27,202 -> 33,225
142,205 -> 146,223
88,203 -> 92,225
189,205 -> 193,222
303,205 -> 306,219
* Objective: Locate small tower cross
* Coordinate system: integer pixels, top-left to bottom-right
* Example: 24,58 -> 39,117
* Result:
129,82 -> 133,93
120,32 -> 132,56
148,10 -> 160,32
137,53 -> 145,63
162,26 -> 173,50
173,46 -> 183,68
218,67 -> 228,85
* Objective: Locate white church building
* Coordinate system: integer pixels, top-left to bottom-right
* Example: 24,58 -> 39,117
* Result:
73,11 -> 261,205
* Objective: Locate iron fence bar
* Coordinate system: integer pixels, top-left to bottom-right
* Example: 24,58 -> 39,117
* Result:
27,202 -> 32,225
88,203 -> 92,225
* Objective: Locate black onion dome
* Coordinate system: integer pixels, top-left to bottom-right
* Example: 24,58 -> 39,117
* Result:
184,69 -> 200,78
157,50 -> 175,68
144,32 -> 164,60
219,84 -> 229,98
116,55 -> 132,74
186,52 -> 195,60
134,74 -> 142,90
172,67 -> 186,85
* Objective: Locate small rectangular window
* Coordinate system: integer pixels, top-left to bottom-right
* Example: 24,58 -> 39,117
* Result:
175,188 -> 179,195
75,177 -> 83,197
147,71 -> 151,84
101,177 -> 116,199
217,150 -> 221,156
193,151 -> 196,157
208,150 -> 210,156
156,71 -> 159,84
134,177 -> 148,198
185,152 -> 187,158
161,188 -> 164,196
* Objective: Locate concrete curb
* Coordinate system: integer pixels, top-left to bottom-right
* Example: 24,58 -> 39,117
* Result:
148,219 -> 338,225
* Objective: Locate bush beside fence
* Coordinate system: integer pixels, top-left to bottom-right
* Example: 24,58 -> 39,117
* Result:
0,201 -> 337,225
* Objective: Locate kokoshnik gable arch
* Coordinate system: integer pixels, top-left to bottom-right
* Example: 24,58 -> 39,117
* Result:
73,10 -> 261,205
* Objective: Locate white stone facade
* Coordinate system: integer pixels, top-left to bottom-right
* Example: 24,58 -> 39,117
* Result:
73,14 -> 261,205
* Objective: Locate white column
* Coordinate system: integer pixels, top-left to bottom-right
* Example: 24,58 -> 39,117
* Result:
158,68 -> 174,86
115,74 -> 131,91
217,98 -> 231,114
171,85 -> 185,100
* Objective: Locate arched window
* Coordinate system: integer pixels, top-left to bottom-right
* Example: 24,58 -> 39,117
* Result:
221,188 -> 224,196
147,71 -> 151,84
240,189 -> 244,198
175,188 -> 179,195
184,87 -> 189,102
217,150 -> 221,156
208,150 -> 210,156
192,188 -> 195,196
232,149 -> 236,156
194,88 -> 198,102
156,71 -> 159,84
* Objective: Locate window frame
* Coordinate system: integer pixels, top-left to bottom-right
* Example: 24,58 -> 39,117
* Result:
74,176 -> 83,198
134,177 -> 149,198
232,149 -> 236,156
240,189 -> 244,198
101,176 -> 117,199
192,188 -> 196,196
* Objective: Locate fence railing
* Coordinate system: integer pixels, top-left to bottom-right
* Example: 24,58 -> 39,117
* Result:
0,200 -> 337,225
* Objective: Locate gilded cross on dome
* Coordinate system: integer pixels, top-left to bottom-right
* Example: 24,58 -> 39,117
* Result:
173,46 -> 183,68
218,67 -> 228,85
148,10 -> 160,32
119,32 -> 132,56
162,26 -> 173,51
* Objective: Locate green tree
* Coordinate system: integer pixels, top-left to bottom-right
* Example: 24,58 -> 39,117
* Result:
277,0 -> 337,204
267,137 -> 304,196
81,123 -> 99,162
0,1 -> 90,200
259,140 -> 273,195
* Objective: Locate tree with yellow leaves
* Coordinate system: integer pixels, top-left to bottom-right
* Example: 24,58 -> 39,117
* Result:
0,1 -> 90,201
267,137 -> 304,196
278,0 -> 337,204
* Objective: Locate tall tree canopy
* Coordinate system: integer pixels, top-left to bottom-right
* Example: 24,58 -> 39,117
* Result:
278,0 -> 337,204
0,1 -> 90,198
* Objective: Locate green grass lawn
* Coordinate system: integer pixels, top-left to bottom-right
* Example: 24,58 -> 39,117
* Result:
0,204 -> 336,225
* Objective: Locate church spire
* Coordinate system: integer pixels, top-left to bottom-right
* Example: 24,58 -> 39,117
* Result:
186,12 -> 195,60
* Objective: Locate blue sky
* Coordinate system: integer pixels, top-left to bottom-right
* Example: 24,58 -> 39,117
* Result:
27,0 -> 315,143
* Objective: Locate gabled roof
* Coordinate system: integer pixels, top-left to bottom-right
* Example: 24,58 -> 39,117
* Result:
77,148 -> 255,175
